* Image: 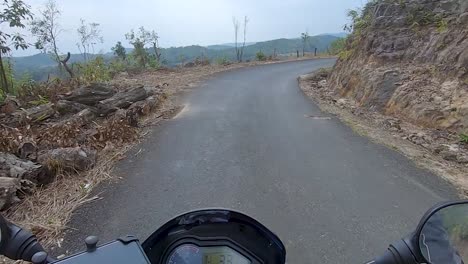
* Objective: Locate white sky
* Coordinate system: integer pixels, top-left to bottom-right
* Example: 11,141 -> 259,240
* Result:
6,0 -> 366,56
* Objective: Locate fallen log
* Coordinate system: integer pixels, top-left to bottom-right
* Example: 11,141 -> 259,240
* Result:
128,95 -> 160,117
54,100 -> 89,116
62,83 -> 116,106
0,96 -> 20,114
0,177 -> 21,210
96,86 -> 153,115
18,141 -> 38,161
0,152 -> 53,185
5,103 -> 56,127
0,178 -> 35,210
38,147 -> 97,172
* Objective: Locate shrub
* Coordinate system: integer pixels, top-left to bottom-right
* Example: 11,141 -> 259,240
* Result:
215,56 -> 231,65
256,51 -> 266,61
460,133 -> 468,144
148,55 -> 161,69
338,49 -> 354,60
109,59 -> 127,76
75,56 -> 111,83
437,19 -> 448,33
329,38 -> 347,55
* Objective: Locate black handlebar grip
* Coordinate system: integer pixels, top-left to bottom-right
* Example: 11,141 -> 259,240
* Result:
369,239 -> 418,264
2,223 -> 46,262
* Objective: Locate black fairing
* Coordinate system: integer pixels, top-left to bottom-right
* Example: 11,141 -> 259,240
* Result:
142,209 -> 286,264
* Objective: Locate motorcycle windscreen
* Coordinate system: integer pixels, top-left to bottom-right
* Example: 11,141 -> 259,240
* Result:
142,209 -> 286,264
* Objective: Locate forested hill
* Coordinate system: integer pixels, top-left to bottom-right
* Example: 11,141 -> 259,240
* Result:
10,34 -> 341,80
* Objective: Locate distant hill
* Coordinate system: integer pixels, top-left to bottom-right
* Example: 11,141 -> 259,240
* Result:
9,34 -> 342,81
319,32 -> 348,38
10,53 -> 109,81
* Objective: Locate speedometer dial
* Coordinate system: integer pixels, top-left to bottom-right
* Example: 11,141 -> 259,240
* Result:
167,244 -> 202,264
167,244 -> 251,264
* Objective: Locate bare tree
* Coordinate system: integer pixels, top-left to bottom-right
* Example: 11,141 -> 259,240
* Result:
232,17 -> 240,62
76,19 -> 103,62
148,30 -> 161,62
239,16 -> 249,62
31,0 -> 73,78
233,16 -> 249,62
301,31 -> 310,57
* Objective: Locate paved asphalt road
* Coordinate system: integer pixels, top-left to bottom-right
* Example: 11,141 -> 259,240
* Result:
64,59 -> 457,263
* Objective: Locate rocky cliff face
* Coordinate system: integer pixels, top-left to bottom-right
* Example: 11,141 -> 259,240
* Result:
329,0 -> 468,132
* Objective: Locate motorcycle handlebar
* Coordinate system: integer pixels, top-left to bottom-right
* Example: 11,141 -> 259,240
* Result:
366,239 -> 418,264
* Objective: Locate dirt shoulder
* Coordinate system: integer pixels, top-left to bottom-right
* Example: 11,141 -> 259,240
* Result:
299,69 -> 468,197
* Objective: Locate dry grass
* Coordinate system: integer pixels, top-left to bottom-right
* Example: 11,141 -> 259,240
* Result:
4,147 -> 127,248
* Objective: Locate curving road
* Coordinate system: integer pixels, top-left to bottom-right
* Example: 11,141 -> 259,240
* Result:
64,59 -> 457,263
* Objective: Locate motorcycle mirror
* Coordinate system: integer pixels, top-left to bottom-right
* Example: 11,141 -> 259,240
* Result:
0,214 -> 49,262
0,214 -> 10,249
415,200 -> 468,264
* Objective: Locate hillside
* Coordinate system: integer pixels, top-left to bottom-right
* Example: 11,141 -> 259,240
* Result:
298,0 -> 468,194
328,0 -> 468,132
10,34 -> 341,80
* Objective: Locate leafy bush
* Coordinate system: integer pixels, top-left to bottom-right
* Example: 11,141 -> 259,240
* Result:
407,6 -> 443,28
338,49 -> 354,60
460,133 -> 468,144
436,19 -> 448,33
109,59 -> 127,76
215,56 -> 231,65
75,56 -> 111,83
329,38 -> 346,55
256,51 -> 266,61
148,55 -> 161,69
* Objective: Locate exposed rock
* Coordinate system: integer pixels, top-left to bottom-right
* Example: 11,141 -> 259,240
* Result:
38,147 -> 97,172
328,0 -> 468,132
457,155 -> 468,164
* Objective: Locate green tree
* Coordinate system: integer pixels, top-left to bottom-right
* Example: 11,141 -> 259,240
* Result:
31,0 -> 74,78
255,51 -> 266,61
112,41 -> 126,61
76,18 -> 103,62
0,0 -> 32,94
125,27 -> 150,68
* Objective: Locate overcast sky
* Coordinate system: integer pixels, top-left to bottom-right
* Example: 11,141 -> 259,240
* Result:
7,0 -> 366,56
